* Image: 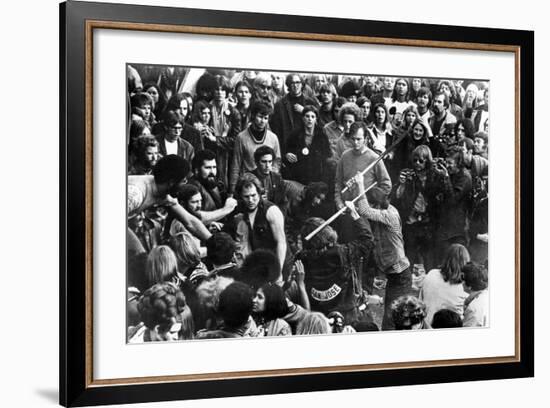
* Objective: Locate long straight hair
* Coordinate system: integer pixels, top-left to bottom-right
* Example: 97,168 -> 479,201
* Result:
440,244 -> 470,284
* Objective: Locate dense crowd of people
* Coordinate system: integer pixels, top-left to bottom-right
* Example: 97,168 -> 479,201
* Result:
126,66 -> 489,342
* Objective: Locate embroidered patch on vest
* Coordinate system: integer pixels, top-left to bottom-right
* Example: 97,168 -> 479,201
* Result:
311,284 -> 342,302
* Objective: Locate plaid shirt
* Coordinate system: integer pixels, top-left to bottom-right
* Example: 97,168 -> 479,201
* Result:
357,199 -> 410,274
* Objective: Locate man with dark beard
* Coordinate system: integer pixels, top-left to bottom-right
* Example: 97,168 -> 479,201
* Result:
225,177 -> 288,285
429,92 -> 457,138
128,155 -> 212,257
189,149 -> 227,211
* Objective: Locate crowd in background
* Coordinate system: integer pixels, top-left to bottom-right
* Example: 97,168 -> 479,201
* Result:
126,65 -> 489,342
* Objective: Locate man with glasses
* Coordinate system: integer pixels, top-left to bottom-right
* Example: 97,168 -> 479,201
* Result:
252,73 -> 275,109
270,73 -> 318,154
156,110 -> 194,164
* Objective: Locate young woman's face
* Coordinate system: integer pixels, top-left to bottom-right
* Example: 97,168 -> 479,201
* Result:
375,106 -> 386,124
456,124 -> 466,139
146,86 -> 159,103
359,102 -> 371,119
405,111 -> 417,125
272,74 -> 285,91
185,97 -> 193,115
140,104 -> 152,120
214,86 -> 227,102
252,289 -> 266,314
178,99 -> 189,119
395,79 -> 408,96
412,123 -> 425,141
303,111 -> 317,129
200,107 -> 211,124
236,85 -> 251,105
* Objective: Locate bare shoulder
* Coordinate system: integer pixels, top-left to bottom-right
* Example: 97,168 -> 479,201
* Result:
266,204 -> 283,221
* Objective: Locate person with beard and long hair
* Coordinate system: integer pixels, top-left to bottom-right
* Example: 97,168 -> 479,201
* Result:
437,80 -> 463,120
225,177 -> 288,285
188,149 -> 227,211
429,92 -> 457,138
392,145 -> 447,271
128,155 -> 212,255
168,182 -> 237,236
229,101 -> 281,194
436,146 -> 473,250
128,135 -> 160,176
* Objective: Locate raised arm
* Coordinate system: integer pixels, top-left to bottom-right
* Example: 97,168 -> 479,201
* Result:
169,203 -> 212,241
266,205 -> 287,284
198,197 -> 238,224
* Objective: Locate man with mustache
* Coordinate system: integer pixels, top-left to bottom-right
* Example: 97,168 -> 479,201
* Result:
189,149 -> 227,211
429,92 -> 457,138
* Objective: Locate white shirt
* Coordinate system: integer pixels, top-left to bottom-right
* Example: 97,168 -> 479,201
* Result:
419,268 -> 469,325
164,139 -> 178,156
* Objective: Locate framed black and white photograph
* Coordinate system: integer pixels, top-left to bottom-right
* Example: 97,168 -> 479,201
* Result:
60,1 -> 534,406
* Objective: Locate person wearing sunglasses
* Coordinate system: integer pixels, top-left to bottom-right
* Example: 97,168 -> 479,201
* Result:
393,144 -> 448,271
252,73 -> 275,109
270,73 -> 319,155
155,110 -> 195,164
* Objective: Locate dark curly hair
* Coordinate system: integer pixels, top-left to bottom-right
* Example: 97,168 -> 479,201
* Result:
218,282 -> 254,329
138,282 -> 186,331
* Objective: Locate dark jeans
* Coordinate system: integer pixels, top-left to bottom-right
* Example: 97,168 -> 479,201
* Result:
382,267 -> 413,330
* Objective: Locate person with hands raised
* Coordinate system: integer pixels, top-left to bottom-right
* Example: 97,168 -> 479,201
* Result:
352,170 -> 413,330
